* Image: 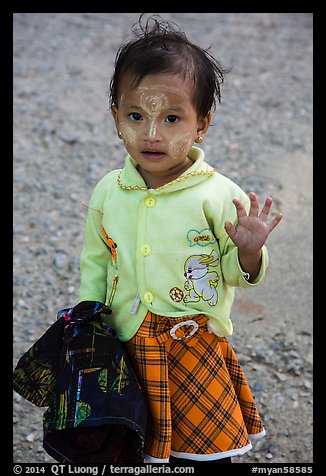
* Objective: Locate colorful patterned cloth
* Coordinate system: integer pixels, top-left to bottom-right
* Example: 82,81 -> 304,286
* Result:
13,302 -> 148,463
123,311 -> 265,461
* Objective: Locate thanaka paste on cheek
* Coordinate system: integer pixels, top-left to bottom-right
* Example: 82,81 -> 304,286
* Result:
119,121 -> 136,145
167,132 -> 193,159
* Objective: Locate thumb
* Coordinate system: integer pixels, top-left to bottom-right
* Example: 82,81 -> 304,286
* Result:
225,221 -> 236,240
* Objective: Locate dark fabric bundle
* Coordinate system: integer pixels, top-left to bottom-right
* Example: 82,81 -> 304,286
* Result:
13,302 -> 148,463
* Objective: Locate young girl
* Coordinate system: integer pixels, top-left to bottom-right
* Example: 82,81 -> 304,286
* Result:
78,15 -> 283,463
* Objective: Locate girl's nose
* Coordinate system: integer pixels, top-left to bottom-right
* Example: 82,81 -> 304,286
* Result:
144,120 -> 163,142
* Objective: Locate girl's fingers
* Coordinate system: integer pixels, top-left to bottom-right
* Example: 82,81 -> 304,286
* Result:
267,212 -> 283,233
259,196 -> 273,223
248,192 -> 259,217
233,194 -> 283,235
232,198 -> 247,219
224,220 -> 236,239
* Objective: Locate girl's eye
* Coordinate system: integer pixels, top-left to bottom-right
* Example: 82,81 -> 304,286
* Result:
165,115 -> 179,123
129,112 -> 142,121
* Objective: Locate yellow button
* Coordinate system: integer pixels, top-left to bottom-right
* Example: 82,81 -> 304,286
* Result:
144,292 -> 154,304
140,244 -> 151,256
144,196 -> 156,208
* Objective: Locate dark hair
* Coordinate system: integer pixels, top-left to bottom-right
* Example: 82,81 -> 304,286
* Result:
109,14 -> 230,117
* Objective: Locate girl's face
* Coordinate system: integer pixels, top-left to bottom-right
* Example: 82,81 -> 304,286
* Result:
111,73 -> 211,188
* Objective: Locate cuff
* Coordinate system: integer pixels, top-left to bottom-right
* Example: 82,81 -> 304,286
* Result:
236,246 -> 269,287
222,245 -> 269,288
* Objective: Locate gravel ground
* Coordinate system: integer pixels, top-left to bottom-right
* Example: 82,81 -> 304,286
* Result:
13,13 -> 313,464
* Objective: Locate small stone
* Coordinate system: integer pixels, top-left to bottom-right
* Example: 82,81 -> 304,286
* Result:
253,382 -> 265,392
58,131 -> 78,144
17,299 -> 27,309
53,254 -> 67,269
26,432 -> 36,442
275,372 -> 287,382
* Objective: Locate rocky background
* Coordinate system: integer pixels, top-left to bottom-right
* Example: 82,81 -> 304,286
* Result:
13,13 -> 313,464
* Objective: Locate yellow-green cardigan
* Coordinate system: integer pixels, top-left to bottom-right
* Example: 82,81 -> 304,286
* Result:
79,147 -> 268,341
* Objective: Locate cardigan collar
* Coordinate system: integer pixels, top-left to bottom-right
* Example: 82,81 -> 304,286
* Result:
117,146 -> 216,194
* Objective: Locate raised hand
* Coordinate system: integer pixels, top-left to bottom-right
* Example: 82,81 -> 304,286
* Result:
224,192 -> 283,280
225,192 -> 283,253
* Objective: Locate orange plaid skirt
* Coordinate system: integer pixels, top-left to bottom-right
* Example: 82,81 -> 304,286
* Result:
123,311 -> 265,462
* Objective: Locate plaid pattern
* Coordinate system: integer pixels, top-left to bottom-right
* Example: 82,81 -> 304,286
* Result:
123,311 -> 264,460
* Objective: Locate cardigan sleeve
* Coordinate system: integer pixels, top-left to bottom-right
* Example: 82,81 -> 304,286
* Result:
221,243 -> 268,287
78,185 -> 111,304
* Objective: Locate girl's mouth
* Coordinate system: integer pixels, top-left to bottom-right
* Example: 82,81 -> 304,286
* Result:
142,150 -> 166,160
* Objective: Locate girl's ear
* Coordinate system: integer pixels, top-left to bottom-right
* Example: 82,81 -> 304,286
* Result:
111,106 -> 122,139
111,105 -> 119,128
196,111 -> 212,139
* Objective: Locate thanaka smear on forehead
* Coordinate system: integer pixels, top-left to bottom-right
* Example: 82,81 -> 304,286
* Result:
139,92 -> 168,116
118,82 -> 192,108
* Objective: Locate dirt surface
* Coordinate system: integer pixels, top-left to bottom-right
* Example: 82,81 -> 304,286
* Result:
13,13 -> 313,464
